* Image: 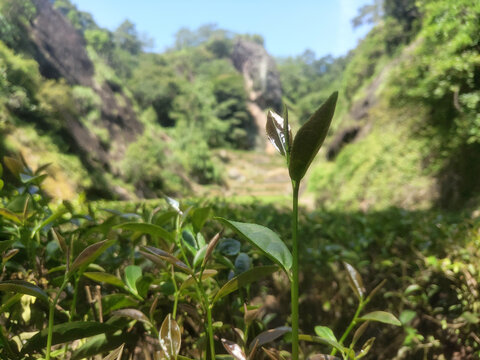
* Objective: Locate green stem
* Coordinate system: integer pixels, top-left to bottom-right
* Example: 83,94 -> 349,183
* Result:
206,304 -> 215,360
172,267 -> 179,319
331,299 -> 365,357
46,278 -> 69,360
291,181 -> 300,360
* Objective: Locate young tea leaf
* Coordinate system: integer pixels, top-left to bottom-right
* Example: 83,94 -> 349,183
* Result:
288,91 -> 338,182
112,309 -> 153,328
3,156 -> 24,179
216,218 -> 292,275
212,265 -> 278,303
358,311 -> 401,326
141,246 -> 192,274
159,314 -> 181,359
298,334 -> 346,354
266,110 -> 292,156
356,337 -> 375,359
124,265 -> 142,297
221,339 -> 247,360
249,326 -> 291,350
202,231 -> 222,267
69,240 -> 115,274
343,262 -> 365,300
102,344 -> 124,360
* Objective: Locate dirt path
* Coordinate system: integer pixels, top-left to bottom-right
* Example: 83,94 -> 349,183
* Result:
199,149 -> 315,209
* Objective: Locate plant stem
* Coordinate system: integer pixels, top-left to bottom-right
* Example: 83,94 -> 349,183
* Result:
206,304 -> 215,360
331,299 -> 365,357
46,278 -> 68,360
291,181 -> 300,360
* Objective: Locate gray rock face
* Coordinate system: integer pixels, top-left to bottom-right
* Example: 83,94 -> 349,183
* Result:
30,0 -> 142,171
231,39 -> 282,112
231,39 -> 282,150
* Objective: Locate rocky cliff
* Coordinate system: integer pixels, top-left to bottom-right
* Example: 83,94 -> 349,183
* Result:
30,0 -> 142,174
231,39 -> 283,151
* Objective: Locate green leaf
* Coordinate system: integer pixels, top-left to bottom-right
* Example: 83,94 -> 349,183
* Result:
343,262 -> 365,300
0,280 -> 49,304
213,265 -> 278,303
288,91 -> 338,181
193,245 -> 207,269
399,310 -> 416,325
298,334 -> 346,354
70,331 -> 127,359
202,231 -> 222,267
69,240 -> 115,274
124,265 -> 142,296
0,240 -> 15,253
22,322 -> 117,354
0,179 -> 3,191
159,314 -> 181,359
234,253 -> 251,274
308,355 -> 341,360
114,222 -> 174,242
191,206 -> 211,233
83,272 -> 125,289
216,218 -> 292,274
102,294 -> 138,315
314,326 -> 337,343
32,207 -> 69,238
358,311 -> 401,326
20,173 -> 47,185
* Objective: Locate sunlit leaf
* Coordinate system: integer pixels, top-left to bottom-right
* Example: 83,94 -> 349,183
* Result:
298,334 -> 346,354
193,245 -> 207,269
216,218 -> 292,275
221,338 -> 246,360
288,91 -> 338,181
179,269 -> 217,291
124,265 -> 142,296
3,157 -> 24,179
249,326 -> 290,350
113,222 -> 174,242
314,326 -> 337,343
266,110 -> 292,156
159,314 -> 181,359
0,280 -> 49,304
343,262 -> 365,300
69,240 -> 115,274
213,265 -> 278,303
70,331 -> 127,359
32,207 -> 69,238
358,311 -> 401,326
22,322 -> 117,354
83,272 -> 125,289
0,208 -> 22,224
165,196 -> 181,214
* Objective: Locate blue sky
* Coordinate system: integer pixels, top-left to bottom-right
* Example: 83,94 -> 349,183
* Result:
72,0 -> 373,58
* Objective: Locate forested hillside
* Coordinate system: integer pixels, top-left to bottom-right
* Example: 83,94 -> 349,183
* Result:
0,0 -> 479,359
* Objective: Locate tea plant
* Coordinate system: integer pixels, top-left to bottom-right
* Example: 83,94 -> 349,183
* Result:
218,92 -> 401,359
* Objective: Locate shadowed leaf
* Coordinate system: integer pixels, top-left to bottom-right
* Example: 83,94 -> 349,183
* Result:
51,228 -> 67,254
3,157 -> 24,179
180,269 -> 217,291
249,326 -> 291,350
0,240 -> 15,253
141,246 -> 191,273
22,322 -> 117,354
113,309 -> 152,327
289,91 -> 338,181
213,265 -> 278,303
216,218 -> 292,275
0,280 -> 49,304
352,321 -> 369,346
